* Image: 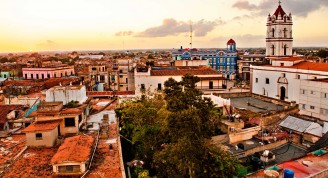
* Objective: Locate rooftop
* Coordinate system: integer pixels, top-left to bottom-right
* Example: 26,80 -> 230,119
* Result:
22,120 -> 61,133
249,147 -> 328,178
51,135 -> 95,164
150,66 -> 219,76
2,147 -> 58,178
0,105 -> 27,124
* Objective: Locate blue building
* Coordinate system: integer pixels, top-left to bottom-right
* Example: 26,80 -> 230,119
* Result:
172,39 -> 238,80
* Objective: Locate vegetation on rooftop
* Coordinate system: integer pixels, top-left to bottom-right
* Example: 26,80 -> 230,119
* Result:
117,74 -> 240,178
65,100 -> 80,108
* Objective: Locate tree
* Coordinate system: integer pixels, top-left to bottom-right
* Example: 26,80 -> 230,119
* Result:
317,49 -> 328,58
118,75 -> 240,177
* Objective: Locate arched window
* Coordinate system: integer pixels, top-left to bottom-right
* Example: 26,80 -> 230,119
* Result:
283,28 -> 287,38
283,44 -> 288,55
272,28 -> 275,37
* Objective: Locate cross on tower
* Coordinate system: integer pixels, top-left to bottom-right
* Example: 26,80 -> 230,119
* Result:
279,0 -> 281,5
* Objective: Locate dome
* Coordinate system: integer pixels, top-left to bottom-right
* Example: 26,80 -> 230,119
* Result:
227,39 -> 236,45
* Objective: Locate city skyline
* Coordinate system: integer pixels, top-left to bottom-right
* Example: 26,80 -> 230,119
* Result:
1,0 -> 328,52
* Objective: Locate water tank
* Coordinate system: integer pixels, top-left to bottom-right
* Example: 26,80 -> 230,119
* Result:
283,169 -> 294,178
264,170 -> 279,178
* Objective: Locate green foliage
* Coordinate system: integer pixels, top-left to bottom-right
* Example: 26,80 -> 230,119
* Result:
147,54 -> 154,59
119,75 -> 240,177
317,49 -> 328,58
0,57 -> 9,63
65,100 -> 79,108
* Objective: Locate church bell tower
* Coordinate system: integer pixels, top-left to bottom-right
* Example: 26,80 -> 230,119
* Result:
266,1 -> 293,58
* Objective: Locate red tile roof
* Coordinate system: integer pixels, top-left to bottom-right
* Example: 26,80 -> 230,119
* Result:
274,5 -> 286,18
150,67 -> 219,76
227,39 -> 236,45
287,61 -> 328,72
22,120 -> 61,133
51,135 -> 95,164
0,105 -> 26,124
273,57 -> 303,62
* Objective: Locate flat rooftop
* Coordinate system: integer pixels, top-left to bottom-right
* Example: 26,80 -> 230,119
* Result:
231,97 -> 284,113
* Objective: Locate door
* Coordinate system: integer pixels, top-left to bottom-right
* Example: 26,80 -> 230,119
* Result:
209,81 -> 213,89
280,86 -> 286,101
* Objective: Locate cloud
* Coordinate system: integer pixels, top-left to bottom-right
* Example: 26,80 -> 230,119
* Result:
232,1 -> 256,10
37,40 -> 56,47
46,40 -> 55,44
115,31 -> 133,36
232,0 -> 328,17
212,34 -> 265,47
136,18 -> 224,37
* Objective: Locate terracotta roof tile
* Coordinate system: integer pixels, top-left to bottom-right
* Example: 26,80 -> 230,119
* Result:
51,135 -> 95,164
273,57 -> 303,61
151,66 -> 219,76
0,105 -> 26,124
284,61 -> 328,72
22,120 -> 61,132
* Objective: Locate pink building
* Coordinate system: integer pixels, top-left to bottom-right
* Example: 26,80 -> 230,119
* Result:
22,66 -> 75,79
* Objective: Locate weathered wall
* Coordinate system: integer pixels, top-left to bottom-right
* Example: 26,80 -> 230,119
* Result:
229,126 -> 261,144
26,128 -> 58,147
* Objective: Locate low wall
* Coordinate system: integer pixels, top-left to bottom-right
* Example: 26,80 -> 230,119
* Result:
239,139 -> 288,158
214,92 -> 251,99
211,134 -> 229,145
229,126 -> 261,144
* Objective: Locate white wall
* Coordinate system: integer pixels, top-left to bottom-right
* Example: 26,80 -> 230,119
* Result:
251,65 -> 328,103
46,85 -> 87,105
299,80 -> 328,121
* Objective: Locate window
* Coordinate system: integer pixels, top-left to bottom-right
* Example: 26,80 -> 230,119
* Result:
119,70 -> 123,73
78,115 -> 82,123
301,89 -> 306,94
47,74 -> 50,78
31,74 -> 34,79
320,108 -> 328,115
297,75 -> 300,79
65,118 -> 75,127
302,104 -> 306,109
41,74 -> 44,79
271,28 -> 275,37
25,74 -> 27,79
54,73 -> 57,78
158,83 -> 162,90
140,84 -> 145,91
36,74 -> 39,79
36,133 -> 42,140
119,75 -> 123,78
282,73 -> 286,77
266,78 -> 270,84
280,63 -> 284,67
100,75 -> 105,81
92,67 -> 96,71
310,106 -> 315,110
256,78 -> 258,83
126,78 -> 128,83
325,93 -> 328,98
311,91 -> 315,95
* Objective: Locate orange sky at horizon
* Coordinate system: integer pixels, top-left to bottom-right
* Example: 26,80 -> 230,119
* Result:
0,0 -> 327,52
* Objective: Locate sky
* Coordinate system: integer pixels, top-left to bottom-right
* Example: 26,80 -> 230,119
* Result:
0,0 -> 328,52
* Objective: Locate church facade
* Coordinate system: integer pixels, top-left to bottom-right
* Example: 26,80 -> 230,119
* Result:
251,3 -> 328,104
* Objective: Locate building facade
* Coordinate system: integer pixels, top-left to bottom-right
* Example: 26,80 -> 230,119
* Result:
251,3 -> 328,105
22,66 -> 75,80
134,66 -> 227,96
265,2 -> 293,59
172,39 -> 238,80
299,79 -> 328,121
